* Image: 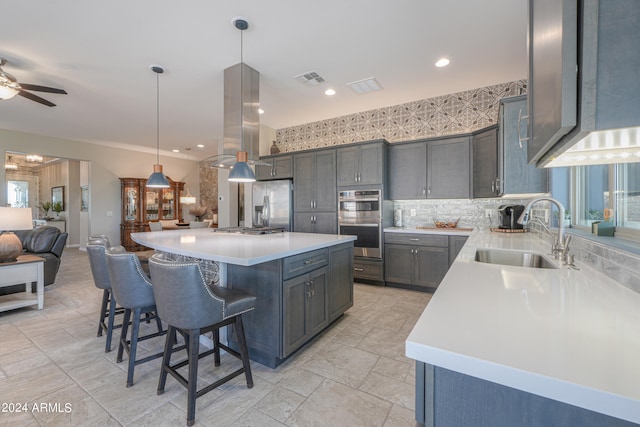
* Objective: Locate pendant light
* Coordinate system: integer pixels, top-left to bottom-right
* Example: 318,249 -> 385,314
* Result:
147,65 -> 170,188
180,148 -> 197,204
228,17 -> 256,183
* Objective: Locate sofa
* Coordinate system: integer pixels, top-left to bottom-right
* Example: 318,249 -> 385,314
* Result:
0,226 -> 68,295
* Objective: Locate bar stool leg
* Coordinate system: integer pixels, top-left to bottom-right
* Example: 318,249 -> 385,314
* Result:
105,290 -> 118,353
126,307 -> 142,387
97,289 -> 109,337
234,316 -> 253,388
213,329 -> 220,366
117,309 -> 132,363
157,325 -> 175,395
187,328 -> 200,427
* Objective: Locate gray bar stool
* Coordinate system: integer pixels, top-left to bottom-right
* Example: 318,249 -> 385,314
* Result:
105,250 -> 166,387
149,253 -> 256,427
86,237 -> 127,353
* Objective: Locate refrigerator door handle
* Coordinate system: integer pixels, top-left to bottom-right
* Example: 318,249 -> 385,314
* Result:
262,195 -> 270,227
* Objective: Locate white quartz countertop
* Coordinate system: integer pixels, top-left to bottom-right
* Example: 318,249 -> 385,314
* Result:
385,226 -> 473,236
406,229 -> 640,424
131,229 -> 356,266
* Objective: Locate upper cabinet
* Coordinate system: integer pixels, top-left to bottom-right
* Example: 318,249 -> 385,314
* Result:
293,149 -> 337,213
527,0 -> 640,166
427,136 -> 471,199
499,96 -> 548,195
337,141 -> 387,187
389,135 -> 471,200
255,155 -> 293,180
389,142 -> 427,200
472,126 -> 499,198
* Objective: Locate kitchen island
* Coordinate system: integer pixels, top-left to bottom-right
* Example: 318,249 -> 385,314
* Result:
132,228 -> 356,368
406,229 -> 640,426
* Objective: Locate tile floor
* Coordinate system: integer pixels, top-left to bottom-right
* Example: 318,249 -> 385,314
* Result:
0,249 -> 431,426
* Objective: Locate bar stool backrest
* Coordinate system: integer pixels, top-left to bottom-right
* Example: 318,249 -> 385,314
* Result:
105,251 -> 156,310
149,254 -> 226,330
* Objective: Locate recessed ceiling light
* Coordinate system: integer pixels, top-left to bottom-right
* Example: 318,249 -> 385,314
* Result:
197,144 -> 204,148
258,108 -> 264,114
172,149 -> 180,153
325,89 -> 336,96
435,58 -> 450,67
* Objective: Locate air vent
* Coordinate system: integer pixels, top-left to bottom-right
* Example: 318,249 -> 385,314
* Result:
346,77 -> 382,94
295,71 -> 325,87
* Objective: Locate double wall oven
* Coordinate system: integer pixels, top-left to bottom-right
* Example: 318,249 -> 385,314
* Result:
338,189 -> 390,259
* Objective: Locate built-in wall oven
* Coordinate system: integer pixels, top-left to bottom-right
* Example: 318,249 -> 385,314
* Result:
338,189 -> 383,259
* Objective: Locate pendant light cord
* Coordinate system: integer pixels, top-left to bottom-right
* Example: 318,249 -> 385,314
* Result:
240,26 -> 245,152
156,71 -> 160,164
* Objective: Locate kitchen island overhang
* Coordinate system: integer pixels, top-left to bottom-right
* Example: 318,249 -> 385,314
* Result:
131,229 -> 356,368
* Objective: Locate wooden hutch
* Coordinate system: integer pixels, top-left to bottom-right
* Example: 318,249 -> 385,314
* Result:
120,177 -> 185,251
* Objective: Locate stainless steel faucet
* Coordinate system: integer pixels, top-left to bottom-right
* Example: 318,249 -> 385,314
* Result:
517,197 -> 569,260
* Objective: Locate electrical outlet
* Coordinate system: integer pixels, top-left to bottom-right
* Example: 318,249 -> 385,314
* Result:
410,209 -> 416,217
106,211 -> 113,217
485,209 -> 492,218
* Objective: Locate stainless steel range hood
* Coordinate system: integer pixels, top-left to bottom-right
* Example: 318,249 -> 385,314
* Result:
206,62 -> 263,169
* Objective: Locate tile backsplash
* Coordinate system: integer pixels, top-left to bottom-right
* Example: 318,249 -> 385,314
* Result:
392,198 -> 530,229
275,80 -> 527,151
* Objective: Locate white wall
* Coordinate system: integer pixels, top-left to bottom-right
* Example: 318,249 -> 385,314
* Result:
1,129 -> 200,246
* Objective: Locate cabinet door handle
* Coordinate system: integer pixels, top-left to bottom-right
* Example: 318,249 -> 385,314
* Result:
495,178 -> 501,194
427,187 -> 431,195
517,108 -> 530,148
422,187 -> 426,195
354,267 -> 365,272
408,238 -> 420,242
491,181 -> 495,193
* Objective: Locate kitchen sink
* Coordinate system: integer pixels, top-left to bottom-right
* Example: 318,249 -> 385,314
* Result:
474,249 -> 558,269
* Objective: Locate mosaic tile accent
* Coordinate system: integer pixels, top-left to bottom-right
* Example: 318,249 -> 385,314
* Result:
275,80 -> 527,151
158,250 -> 220,286
392,197 -> 531,229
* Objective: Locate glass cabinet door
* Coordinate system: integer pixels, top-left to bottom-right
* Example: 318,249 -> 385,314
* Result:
162,189 -> 175,220
123,182 -> 138,222
145,190 -> 159,221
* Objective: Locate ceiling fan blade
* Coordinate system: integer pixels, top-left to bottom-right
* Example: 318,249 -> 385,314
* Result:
19,83 -> 67,94
17,89 -> 56,107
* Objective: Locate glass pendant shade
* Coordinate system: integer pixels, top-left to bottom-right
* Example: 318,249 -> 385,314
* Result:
228,151 -> 256,182
180,187 -> 196,205
147,164 -> 170,188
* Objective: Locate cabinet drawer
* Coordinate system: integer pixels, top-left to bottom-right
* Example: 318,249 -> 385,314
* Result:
384,233 -> 448,247
353,258 -> 384,281
283,248 -> 329,280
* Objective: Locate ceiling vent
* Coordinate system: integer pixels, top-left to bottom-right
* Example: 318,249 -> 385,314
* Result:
346,77 -> 382,94
295,71 -> 325,87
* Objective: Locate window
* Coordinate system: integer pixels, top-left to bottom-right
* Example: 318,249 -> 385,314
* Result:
566,162 -> 640,240
7,180 -> 29,208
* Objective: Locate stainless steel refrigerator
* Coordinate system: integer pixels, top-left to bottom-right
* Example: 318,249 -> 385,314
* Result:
252,179 -> 293,230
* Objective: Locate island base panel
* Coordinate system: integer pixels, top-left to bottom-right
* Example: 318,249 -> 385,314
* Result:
416,362 -> 638,427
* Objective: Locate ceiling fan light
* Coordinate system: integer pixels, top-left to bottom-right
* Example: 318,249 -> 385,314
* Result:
0,85 -> 18,100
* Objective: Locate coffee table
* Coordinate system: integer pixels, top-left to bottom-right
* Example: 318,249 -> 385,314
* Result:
0,254 -> 45,313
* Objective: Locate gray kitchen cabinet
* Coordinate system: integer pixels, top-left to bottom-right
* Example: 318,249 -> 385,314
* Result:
294,149 -> 337,213
328,243 -> 354,322
227,242 -> 353,368
384,233 -> 450,290
472,126 -> 499,198
448,235 -> 468,267
388,141 -> 427,200
428,136 -> 472,199
283,266 -> 328,357
293,212 -> 337,234
353,257 -> 384,285
528,0 -> 640,166
337,141 -> 386,187
255,155 -> 293,180
499,96 -> 547,195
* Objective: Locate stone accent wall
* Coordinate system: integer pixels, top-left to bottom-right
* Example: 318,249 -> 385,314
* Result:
275,80 -> 526,151
198,163 -> 218,220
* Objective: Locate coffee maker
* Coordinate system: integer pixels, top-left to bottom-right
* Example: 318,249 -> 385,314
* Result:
498,205 -> 525,230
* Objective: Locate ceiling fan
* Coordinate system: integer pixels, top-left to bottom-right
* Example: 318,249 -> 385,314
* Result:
0,58 -> 67,107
